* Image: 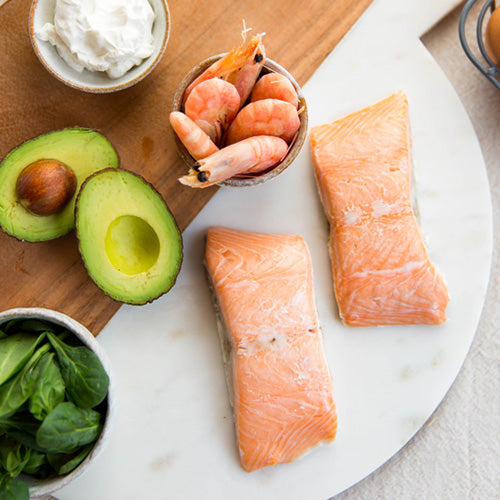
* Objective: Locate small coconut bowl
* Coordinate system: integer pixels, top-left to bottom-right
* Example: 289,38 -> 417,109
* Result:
0,307 -> 114,499
171,55 -> 308,187
29,0 -> 170,93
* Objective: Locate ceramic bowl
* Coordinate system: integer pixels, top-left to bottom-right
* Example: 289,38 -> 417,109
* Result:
28,0 -> 170,93
0,307 -> 114,499
171,55 -> 308,187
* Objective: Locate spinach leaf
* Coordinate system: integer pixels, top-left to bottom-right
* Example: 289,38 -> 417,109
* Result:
0,344 -> 50,419
48,443 -> 93,475
0,413 -> 44,453
1,321 -> 18,334
22,449 -> 49,477
0,332 -> 44,386
0,437 -> 30,478
47,333 -> 109,409
29,353 -> 65,421
13,319 -> 55,334
36,402 -> 102,454
0,474 -> 29,500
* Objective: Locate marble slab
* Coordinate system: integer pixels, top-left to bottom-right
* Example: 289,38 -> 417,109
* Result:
56,0 -> 493,498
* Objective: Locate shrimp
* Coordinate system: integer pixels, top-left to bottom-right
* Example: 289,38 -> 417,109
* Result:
250,72 -> 299,109
183,32 -> 266,107
169,111 -> 219,160
225,98 -> 300,145
178,135 -> 288,188
184,78 -> 240,145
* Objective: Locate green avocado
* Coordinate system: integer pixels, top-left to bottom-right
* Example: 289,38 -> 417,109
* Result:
0,128 -> 119,242
75,169 -> 183,305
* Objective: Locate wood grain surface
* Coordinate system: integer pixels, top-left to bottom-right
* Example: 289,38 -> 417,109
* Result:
0,0 -> 372,334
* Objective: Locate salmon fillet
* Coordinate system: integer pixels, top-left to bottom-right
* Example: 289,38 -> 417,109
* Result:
310,91 -> 449,326
205,226 -> 337,472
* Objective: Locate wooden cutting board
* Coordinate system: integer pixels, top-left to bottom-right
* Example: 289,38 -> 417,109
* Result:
0,0 -> 372,334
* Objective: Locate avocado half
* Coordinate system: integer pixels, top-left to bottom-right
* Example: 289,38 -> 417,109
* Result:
0,128 -> 119,242
75,169 -> 183,305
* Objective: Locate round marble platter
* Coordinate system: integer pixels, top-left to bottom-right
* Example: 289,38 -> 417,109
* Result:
57,0 -> 492,498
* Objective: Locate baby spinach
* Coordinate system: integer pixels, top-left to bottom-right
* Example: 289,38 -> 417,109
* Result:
0,413 -> 44,453
36,402 -> 102,454
1,320 -> 18,334
0,332 -> 44,386
29,352 -> 65,421
22,449 -> 49,477
13,319 -> 55,334
0,344 -> 50,419
0,437 -> 30,478
0,319 -> 109,493
48,443 -> 93,475
47,333 -> 109,409
0,474 -> 29,500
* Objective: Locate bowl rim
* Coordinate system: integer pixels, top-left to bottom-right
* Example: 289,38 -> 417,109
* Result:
171,54 -> 308,187
0,307 -> 115,498
28,0 -> 171,93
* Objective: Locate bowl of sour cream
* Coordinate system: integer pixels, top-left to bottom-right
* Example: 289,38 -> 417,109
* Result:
29,0 -> 170,92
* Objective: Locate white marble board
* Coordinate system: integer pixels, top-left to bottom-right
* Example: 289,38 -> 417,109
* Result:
56,0 -> 493,498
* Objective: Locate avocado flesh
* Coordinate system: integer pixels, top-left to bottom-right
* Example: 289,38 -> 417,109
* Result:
76,169 -> 183,304
0,128 -> 119,242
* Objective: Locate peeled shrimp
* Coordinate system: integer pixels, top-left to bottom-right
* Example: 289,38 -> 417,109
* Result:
225,98 -> 300,145
250,72 -> 299,109
178,135 -> 288,188
169,111 -> 219,160
184,78 -> 240,145
183,33 -> 266,107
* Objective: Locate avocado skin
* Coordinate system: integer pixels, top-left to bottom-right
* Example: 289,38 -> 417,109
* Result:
75,168 -> 183,305
0,128 -> 119,242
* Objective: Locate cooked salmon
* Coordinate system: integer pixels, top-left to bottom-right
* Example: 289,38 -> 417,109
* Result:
205,226 -> 337,472
310,91 -> 449,326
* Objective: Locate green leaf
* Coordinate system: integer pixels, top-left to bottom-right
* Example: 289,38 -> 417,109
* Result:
12,320 -> 55,334
47,333 -> 109,409
0,437 -> 30,477
22,449 -> 49,476
0,344 -> 51,419
29,353 -> 65,421
0,474 -> 29,500
36,402 -> 102,454
0,330 -> 7,340
2,321 -> 18,334
0,332 -> 45,386
48,443 -> 93,475
0,413 -> 44,453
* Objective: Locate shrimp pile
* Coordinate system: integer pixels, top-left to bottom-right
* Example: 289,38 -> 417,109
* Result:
171,31 -> 302,188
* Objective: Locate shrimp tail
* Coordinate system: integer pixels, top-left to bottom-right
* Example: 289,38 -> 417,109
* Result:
183,33 -> 266,105
179,135 -> 287,188
227,37 -> 266,105
169,111 -> 219,160
193,119 -> 223,145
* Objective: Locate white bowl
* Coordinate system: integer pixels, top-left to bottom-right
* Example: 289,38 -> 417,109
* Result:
28,0 -> 170,93
0,307 -> 115,499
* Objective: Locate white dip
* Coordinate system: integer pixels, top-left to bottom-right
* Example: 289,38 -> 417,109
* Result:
36,0 -> 156,79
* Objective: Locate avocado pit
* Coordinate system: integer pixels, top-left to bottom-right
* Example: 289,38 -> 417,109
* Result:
16,159 -> 77,216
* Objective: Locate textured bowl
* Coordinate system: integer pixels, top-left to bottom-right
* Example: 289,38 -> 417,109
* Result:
0,307 -> 114,499
28,0 -> 170,93
171,55 -> 308,187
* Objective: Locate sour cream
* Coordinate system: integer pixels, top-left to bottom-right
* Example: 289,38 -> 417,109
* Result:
36,0 -> 156,79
